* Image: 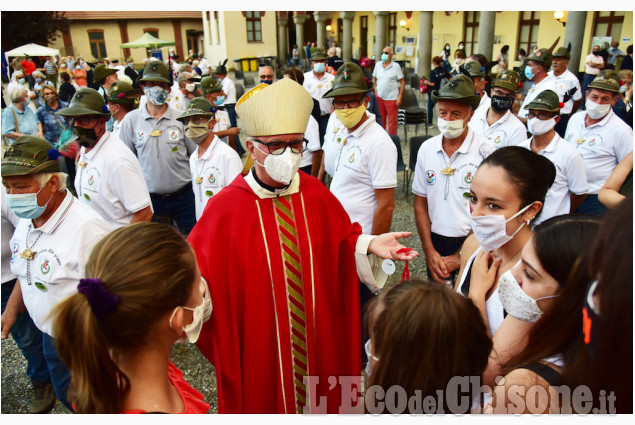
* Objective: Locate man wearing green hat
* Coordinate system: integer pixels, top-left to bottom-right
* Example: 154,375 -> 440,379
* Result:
372,46 -> 405,136
176,97 -> 242,221
518,89 -> 588,223
201,76 -> 240,151
413,74 -> 494,285
549,46 -> 583,137
518,47 -> 561,124
303,47 -> 334,145
464,60 -> 490,114
57,87 -> 152,227
105,81 -> 142,138
93,63 -> 118,101
118,60 -> 198,235
322,62 -> 397,236
564,70 -> 633,215
1,136 -> 112,411
469,70 -> 527,149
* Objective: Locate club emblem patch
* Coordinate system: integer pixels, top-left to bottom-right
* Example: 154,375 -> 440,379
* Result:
426,170 -> 436,185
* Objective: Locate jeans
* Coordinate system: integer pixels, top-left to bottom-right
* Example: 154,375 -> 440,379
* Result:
150,185 -> 197,236
42,333 -> 72,410
427,97 -> 436,125
1,279 -> 50,383
225,104 -> 244,156
554,113 -> 571,138
376,96 -> 398,135
317,115 -> 330,147
575,194 -> 608,216
581,73 -> 597,110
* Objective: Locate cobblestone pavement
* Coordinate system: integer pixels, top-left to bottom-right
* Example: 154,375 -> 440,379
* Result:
1,93 -> 440,414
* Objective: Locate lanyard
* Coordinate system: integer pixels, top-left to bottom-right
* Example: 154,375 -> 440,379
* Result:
396,248 -> 413,282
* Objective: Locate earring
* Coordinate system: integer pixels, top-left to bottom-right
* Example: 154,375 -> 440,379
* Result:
526,218 -> 532,225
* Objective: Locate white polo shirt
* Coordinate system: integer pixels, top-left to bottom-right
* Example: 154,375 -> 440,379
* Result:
189,136 -> 242,220
9,191 -> 112,335
468,108 -> 528,149
76,132 -> 152,227
549,69 -> 583,115
300,115 -> 321,169
584,54 -> 604,75
372,61 -> 404,100
213,108 -> 232,145
303,71 -> 334,116
518,134 -> 588,224
518,75 -> 561,119
323,112 -> 397,234
564,110 -> 633,193
474,92 -> 491,117
412,130 -> 494,237
221,76 -> 237,104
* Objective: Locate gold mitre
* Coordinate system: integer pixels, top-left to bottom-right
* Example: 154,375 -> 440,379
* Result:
236,78 -> 313,136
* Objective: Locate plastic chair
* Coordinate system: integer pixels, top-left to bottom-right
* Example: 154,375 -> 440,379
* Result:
398,89 -> 428,142
406,135 -> 433,194
390,135 -> 408,193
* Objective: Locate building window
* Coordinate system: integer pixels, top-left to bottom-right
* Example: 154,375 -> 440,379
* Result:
245,11 -> 262,42
463,11 -> 480,56
593,11 -> 625,41
388,12 -> 397,48
517,12 -> 540,56
214,11 -> 221,45
88,30 -> 107,59
186,30 -> 197,53
360,15 -> 368,58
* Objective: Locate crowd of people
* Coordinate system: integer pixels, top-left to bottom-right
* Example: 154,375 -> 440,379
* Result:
0,37 -> 633,415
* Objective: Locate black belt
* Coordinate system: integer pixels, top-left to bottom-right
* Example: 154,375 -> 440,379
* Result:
224,104 -> 236,108
150,182 -> 192,200
319,114 -> 330,118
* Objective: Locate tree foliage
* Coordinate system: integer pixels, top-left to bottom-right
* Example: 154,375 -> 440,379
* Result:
1,11 -> 68,51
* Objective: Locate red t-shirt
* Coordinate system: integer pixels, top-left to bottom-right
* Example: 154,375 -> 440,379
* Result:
122,362 -> 210,414
20,59 -> 36,76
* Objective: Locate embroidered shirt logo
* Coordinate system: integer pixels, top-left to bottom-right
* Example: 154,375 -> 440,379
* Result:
426,170 -> 436,185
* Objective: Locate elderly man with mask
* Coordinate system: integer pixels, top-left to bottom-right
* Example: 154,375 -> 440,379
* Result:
303,48 -> 334,146
104,81 -> 142,138
549,46 -> 583,137
188,78 -> 418,414
57,88 -> 152,227
200,76 -> 240,151
1,136 -> 112,410
119,60 -> 198,235
565,70 -> 633,215
413,75 -> 494,285
176,97 -> 242,221
35,85 -> 68,145
372,46 -> 405,135
517,45 -> 561,124
169,71 -> 203,112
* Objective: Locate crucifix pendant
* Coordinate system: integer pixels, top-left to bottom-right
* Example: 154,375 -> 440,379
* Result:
441,167 -> 456,175
20,249 -> 35,260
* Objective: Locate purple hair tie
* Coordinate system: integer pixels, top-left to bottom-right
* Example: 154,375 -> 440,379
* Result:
77,278 -> 119,318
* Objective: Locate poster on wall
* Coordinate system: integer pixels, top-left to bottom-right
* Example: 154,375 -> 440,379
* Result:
591,36 -> 612,48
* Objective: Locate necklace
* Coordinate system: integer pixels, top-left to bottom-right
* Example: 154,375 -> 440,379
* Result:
21,224 -> 43,286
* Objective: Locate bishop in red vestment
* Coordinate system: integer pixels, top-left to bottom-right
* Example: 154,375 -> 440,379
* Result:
187,79 -> 417,414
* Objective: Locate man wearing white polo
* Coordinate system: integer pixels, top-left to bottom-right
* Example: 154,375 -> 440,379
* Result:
372,46 -> 405,136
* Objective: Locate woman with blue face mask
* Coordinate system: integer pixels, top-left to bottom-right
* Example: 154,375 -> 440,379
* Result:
456,147 -> 556,338
2,85 -> 43,142
53,222 -> 212,413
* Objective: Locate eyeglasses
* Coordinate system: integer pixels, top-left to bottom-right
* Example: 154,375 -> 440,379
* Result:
382,51 -> 390,55
183,116 -> 210,125
527,112 -> 557,120
253,138 -> 308,155
333,96 -> 366,109
259,74 -> 274,80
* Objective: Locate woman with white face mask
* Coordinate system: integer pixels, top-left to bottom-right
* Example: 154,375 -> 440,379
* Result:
52,223 -> 212,413
455,146 -> 556,338
484,214 -> 601,413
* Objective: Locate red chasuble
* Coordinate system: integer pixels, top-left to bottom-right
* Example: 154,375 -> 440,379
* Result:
188,172 -> 362,414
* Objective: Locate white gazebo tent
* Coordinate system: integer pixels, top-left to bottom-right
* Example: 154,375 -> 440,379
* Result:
5,43 -> 60,58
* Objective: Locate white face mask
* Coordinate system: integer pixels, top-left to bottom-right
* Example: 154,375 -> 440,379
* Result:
527,117 -> 557,136
498,270 -> 558,322
468,201 -> 533,252
585,99 -> 612,120
169,278 -> 212,343
254,144 -> 302,185
185,83 -> 196,92
437,117 -> 466,139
